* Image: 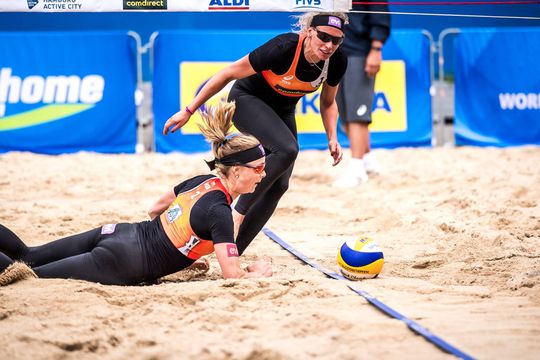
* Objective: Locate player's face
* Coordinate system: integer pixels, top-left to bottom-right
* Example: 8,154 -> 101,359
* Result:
309,25 -> 344,61
235,158 -> 266,194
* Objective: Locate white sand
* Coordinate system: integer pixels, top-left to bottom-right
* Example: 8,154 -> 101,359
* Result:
0,147 -> 539,359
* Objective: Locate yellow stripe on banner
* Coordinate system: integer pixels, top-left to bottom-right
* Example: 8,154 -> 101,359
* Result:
0,104 -> 94,131
181,62 -> 238,134
370,60 -> 408,132
179,60 -> 408,135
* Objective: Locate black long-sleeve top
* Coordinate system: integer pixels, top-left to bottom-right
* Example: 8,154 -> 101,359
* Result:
341,2 -> 391,57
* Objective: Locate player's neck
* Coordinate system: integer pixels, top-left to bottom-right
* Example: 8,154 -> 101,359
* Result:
303,39 -> 320,65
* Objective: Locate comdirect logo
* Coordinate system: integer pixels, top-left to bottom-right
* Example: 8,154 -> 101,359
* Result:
26,0 -> 39,9
0,68 -> 105,131
208,0 -> 250,11
123,0 -> 167,10
291,0 -> 326,11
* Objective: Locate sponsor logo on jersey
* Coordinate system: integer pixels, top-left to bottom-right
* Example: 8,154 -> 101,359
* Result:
166,204 -> 182,223
101,224 -> 117,235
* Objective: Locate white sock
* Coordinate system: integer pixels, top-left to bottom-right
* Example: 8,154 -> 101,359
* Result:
363,152 -> 380,174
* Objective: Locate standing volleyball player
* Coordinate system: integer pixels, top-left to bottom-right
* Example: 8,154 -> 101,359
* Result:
164,12 -> 348,255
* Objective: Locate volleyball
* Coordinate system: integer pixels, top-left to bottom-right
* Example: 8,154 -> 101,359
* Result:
337,237 -> 384,280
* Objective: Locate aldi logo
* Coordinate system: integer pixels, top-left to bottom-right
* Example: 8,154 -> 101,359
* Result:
123,0 -> 167,10
208,0 -> 250,11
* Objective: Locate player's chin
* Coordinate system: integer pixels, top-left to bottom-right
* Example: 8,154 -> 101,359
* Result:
319,48 -> 334,59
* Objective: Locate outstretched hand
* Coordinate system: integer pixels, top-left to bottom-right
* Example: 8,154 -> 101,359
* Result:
328,139 -> 343,166
246,260 -> 272,277
163,108 -> 192,135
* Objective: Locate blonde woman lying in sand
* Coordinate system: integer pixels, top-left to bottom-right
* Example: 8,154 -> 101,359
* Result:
0,102 -> 272,286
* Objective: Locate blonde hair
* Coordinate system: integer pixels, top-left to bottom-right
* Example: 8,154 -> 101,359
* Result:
291,12 -> 349,34
197,101 -> 261,177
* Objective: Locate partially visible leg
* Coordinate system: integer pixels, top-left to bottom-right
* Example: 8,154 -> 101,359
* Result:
236,166 -> 293,255
1,223 -> 103,267
228,90 -> 298,215
334,56 -> 375,187
333,121 -> 369,187
34,248 -> 122,285
0,252 -> 13,272
34,224 -> 146,285
347,122 -> 371,159
23,228 -> 102,267
0,224 -> 29,259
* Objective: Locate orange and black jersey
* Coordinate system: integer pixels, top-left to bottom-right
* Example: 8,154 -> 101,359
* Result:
138,175 -> 234,279
160,175 -> 233,259
234,33 -> 347,109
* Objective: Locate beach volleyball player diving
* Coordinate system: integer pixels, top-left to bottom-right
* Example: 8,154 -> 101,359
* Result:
0,102 -> 272,286
163,12 -> 348,254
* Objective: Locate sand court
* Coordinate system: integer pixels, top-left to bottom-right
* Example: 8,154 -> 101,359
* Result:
0,147 -> 539,359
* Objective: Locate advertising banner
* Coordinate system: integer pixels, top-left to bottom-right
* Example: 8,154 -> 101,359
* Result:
153,30 -> 431,153
454,28 -> 540,146
0,32 -> 137,154
2,0 -> 352,12
152,31 -> 276,153
360,30 -> 432,149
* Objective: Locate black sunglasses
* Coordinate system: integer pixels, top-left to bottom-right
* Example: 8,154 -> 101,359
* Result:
314,28 -> 344,46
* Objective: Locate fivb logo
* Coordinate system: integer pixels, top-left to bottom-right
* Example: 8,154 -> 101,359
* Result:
499,92 -> 540,110
208,0 -> 249,10
27,0 -> 39,9
292,0 -> 325,10
0,68 -> 104,130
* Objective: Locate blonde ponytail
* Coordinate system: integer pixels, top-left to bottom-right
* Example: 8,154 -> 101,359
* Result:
198,101 -> 261,176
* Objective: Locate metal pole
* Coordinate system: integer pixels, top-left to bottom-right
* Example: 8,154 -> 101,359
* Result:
421,30 -> 437,146
437,28 -> 460,146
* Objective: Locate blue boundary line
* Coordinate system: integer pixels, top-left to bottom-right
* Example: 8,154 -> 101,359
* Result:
262,227 -> 475,360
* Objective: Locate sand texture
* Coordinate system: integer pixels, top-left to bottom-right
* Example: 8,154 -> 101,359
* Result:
1,146 -> 539,359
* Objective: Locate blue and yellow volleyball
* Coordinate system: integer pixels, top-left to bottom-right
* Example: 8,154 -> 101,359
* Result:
337,237 -> 384,280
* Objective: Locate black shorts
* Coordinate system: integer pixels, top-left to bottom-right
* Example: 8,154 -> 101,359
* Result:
336,56 -> 375,124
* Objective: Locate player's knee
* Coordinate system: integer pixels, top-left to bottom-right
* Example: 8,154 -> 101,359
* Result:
279,142 -> 299,167
272,177 -> 290,197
